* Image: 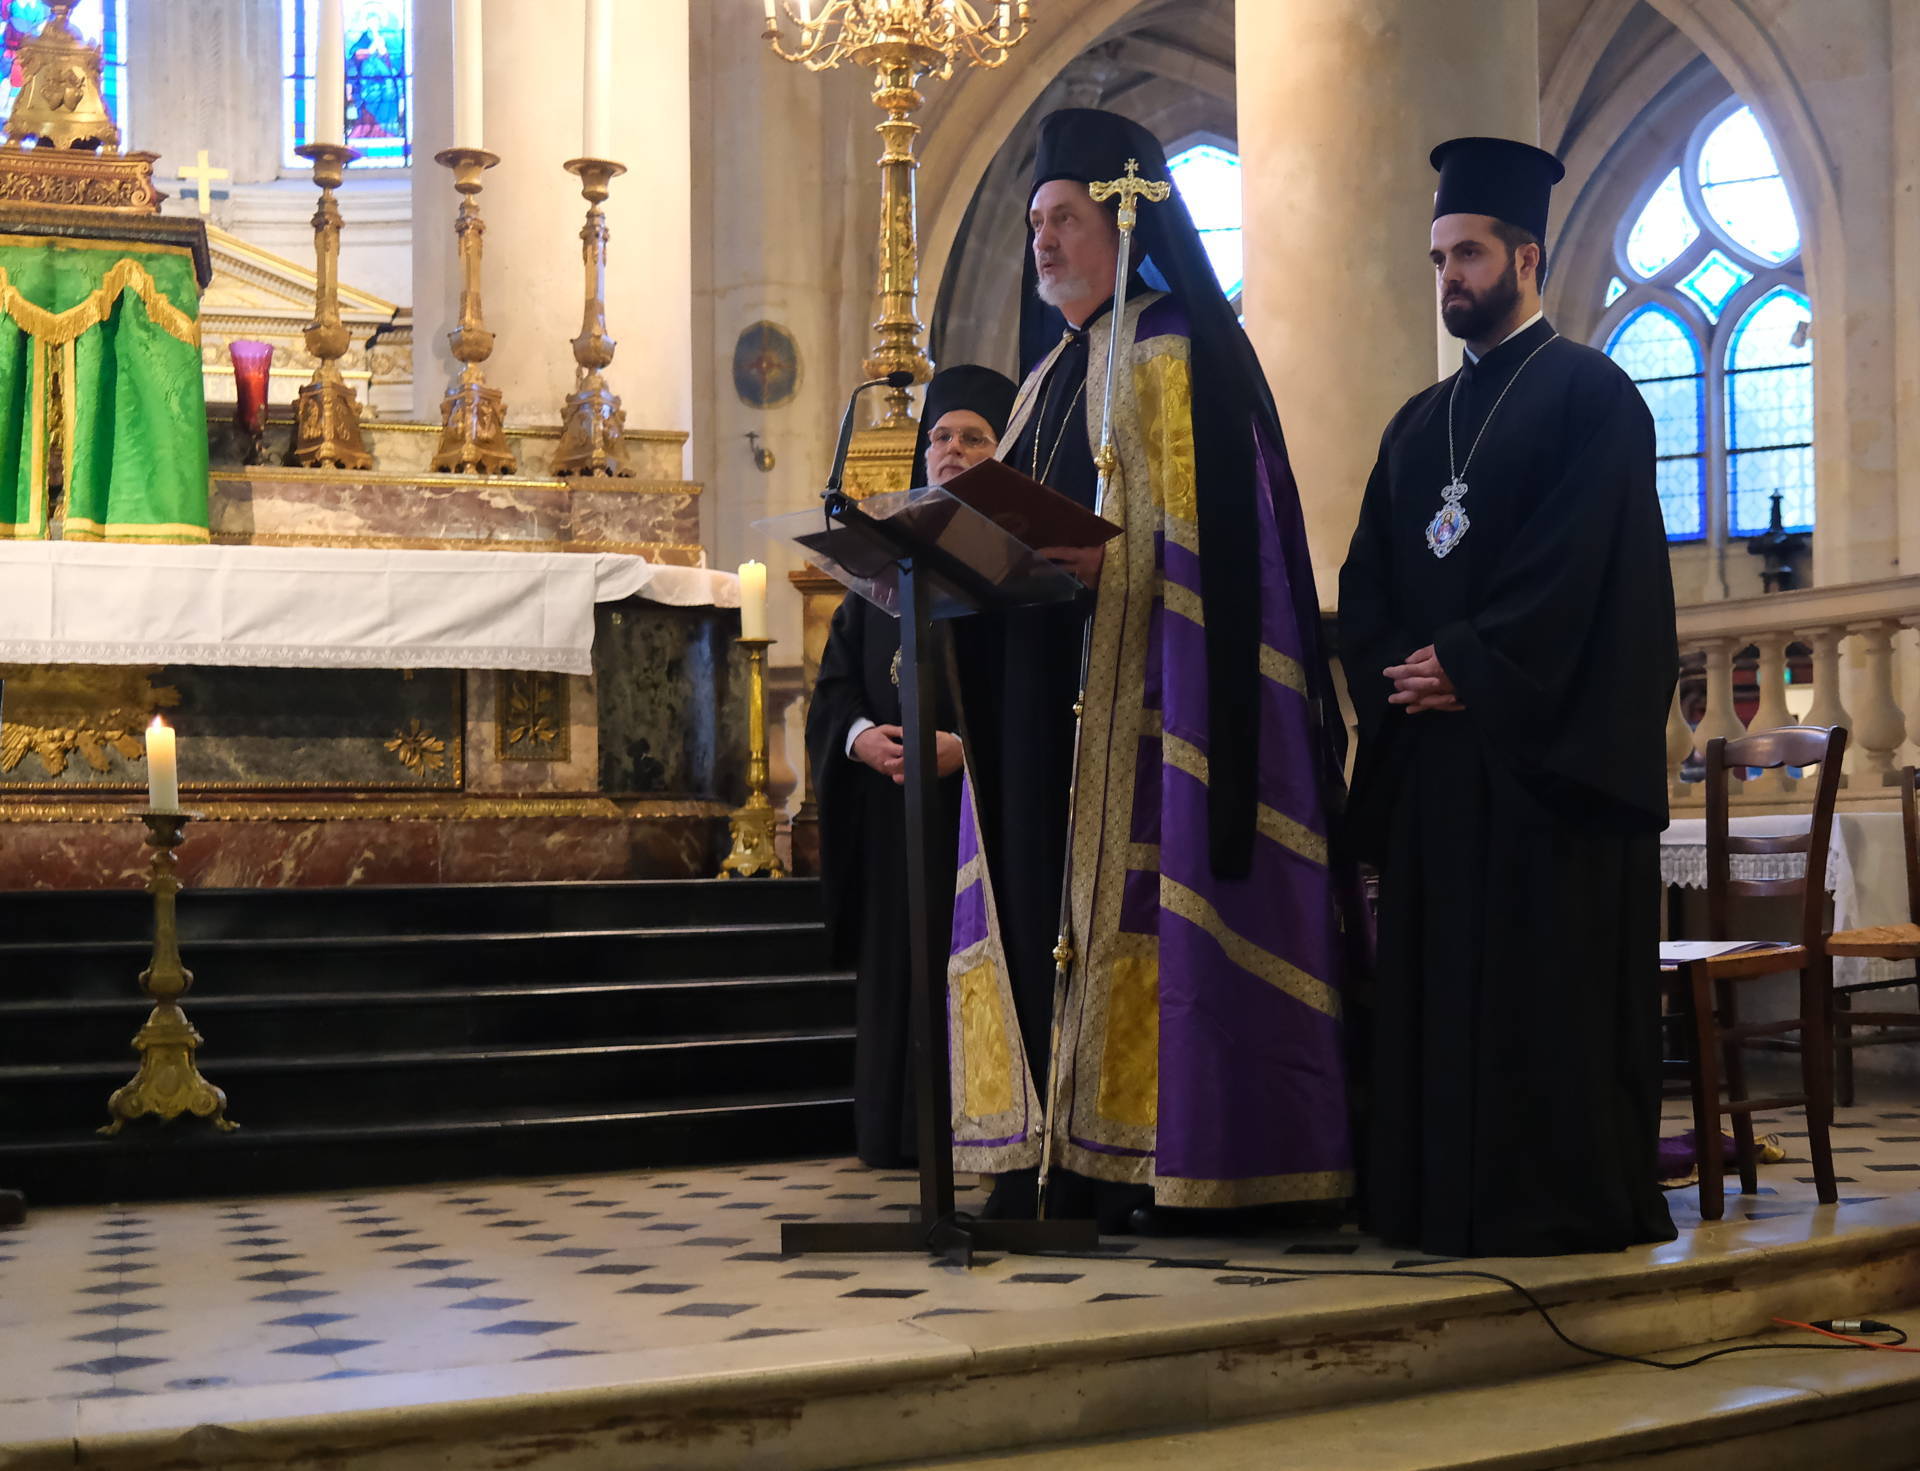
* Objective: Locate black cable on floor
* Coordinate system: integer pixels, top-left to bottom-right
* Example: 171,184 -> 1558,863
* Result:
1016,1248 -> 1907,1371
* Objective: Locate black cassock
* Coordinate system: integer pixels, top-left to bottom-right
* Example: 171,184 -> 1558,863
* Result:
1338,317 -> 1679,1257
805,596 -> 962,1168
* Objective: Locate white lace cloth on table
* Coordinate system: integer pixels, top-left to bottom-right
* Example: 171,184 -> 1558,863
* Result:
0,541 -> 739,675
1662,813 -> 1914,986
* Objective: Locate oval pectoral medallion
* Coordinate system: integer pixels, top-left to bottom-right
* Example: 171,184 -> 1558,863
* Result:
1425,478 -> 1471,559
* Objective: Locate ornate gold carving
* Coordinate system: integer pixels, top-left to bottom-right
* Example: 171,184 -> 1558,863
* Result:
5,0 -> 118,152
384,719 -> 448,773
101,811 -> 237,1136
0,794 -> 730,823
552,158 -> 633,478
843,421 -> 917,498
431,148 -> 515,475
0,665 -> 179,777
0,149 -> 161,214
762,3 -> 1033,428
720,636 -> 787,879
287,143 -> 372,470
497,671 -> 572,762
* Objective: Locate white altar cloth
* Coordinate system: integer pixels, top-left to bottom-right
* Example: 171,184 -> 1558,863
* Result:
0,542 -> 738,676
1661,813 -> 1912,985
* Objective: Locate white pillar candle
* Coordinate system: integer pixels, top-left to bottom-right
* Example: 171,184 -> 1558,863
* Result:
314,0 -> 345,146
763,0 -> 776,20
146,717 -> 179,813
584,0 -> 612,159
737,560 -> 768,640
453,0 -> 484,151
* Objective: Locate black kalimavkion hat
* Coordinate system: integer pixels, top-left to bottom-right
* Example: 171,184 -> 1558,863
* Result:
1430,136 -> 1566,243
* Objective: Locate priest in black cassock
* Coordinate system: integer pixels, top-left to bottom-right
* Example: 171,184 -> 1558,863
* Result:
805,365 -> 1017,1168
1338,137 -> 1679,1257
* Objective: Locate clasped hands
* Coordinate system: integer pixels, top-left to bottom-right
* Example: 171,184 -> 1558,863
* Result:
1384,644 -> 1465,714
852,724 -> 965,784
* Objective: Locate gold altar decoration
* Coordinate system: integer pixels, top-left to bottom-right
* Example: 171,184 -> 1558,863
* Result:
720,635 -> 786,879
6,0 -> 117,151
101,810 -> 237,1136
0,0 -> 160,213
552,158 -> 632,478
431,147 -> 515,475
762,1 -> 1034,430
0,665 -> 179,778
385,719 -> 448,773
288,142 -> 373,470
498,671 -> 572,762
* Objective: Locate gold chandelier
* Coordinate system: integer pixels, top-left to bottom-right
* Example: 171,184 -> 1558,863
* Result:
762,2 -> 1034,429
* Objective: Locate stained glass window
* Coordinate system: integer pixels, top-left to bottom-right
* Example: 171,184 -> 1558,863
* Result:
1697,106 -> 1799,264
284,0 -> 412,169
1727,287 -> 1814,535
1625,168 -> 1699,278
1678,249 -> 1753,322
0,1 -> 126,137
1604,276 -> 1626,307
1167,143 -> 1243,301
1607,305 -> 1706,540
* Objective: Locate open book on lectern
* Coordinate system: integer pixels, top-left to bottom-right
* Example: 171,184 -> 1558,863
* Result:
758,458 -> 1121,622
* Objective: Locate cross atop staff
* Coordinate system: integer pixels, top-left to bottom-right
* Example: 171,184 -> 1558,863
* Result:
1088,157 -> 1170,232
179,149 -> 229,216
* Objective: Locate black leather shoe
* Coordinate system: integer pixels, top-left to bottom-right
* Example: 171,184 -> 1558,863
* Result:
0,1190 -> 25,1227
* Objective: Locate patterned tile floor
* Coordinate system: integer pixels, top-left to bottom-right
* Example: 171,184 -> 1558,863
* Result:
3,1072 -> 1917,1410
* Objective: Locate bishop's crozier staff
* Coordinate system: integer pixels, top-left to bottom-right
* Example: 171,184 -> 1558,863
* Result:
1338,136 -> 1679,1258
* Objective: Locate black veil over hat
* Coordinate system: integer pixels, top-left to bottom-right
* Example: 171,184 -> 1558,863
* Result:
909,364 -> 1018,488
1018,107 -> 1344,879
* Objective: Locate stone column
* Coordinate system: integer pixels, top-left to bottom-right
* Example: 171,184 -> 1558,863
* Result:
412,0 -> 692,463
1236,0 -> 1539,593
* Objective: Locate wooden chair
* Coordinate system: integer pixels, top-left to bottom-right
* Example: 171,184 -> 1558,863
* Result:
1823,764 -> 1920,1104
1666,724 -> 1843,1219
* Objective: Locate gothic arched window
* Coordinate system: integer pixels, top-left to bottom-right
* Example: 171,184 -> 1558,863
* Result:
0,2 -> 127,136
283,0 -> 413,169
1167,142 -> 1243,303
1596,101 -> 1810,543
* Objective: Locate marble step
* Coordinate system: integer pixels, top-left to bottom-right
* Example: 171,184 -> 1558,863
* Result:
886,1332 -> 1920,1470
7,1196 -> 1916,1470
0,920 -> 836,1000
0,1087 -> 854,1205
0,1026 -> 858,1127
0,971 -> 856,1062
0,876 -> 826,944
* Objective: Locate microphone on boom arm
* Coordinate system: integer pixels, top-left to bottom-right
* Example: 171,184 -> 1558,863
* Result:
823,371 -> 915,513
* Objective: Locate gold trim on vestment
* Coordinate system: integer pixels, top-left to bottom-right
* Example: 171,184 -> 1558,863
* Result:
61,518 -> 211,544
1161,730 -> 1329,866
1160,875 -> 1341,1019
1149,1168 -> 1356,1210
1162,579 -> 1308,695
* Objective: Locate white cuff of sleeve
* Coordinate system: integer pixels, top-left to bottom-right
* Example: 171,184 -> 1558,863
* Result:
845,716 -> 876,758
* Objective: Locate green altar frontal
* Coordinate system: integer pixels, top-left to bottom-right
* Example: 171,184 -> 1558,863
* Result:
0,218 -> 212,544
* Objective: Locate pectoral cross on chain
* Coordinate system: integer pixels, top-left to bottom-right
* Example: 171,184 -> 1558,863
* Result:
1088,157 -> 1170,231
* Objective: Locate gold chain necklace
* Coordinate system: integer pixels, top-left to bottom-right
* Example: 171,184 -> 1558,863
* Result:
1028,374 -> 1086,486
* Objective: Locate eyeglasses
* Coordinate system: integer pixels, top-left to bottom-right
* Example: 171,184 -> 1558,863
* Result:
929,428 -> 996,450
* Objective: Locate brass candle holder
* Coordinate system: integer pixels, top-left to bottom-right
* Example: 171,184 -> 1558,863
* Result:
288,142 -> 373,470
720,636 -> 786,879
431,146 -> 516,475
552,156 -> 632,477
101,811 -> 236,1136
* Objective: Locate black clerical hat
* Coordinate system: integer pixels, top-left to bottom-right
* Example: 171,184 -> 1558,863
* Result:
1430,136 -> 1566,244
1030,107 -> 1172,194
909,364 -> 1017,488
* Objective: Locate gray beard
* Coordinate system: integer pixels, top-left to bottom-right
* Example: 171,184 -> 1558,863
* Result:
1035,271 -> 1098,309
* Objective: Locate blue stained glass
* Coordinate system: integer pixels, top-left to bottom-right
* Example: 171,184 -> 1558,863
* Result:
1168,144 -> 1243,299
0,1 -> 127,138
1678,249 -> 1753,321
1698,106 -> 1799,264
1606,304 -> 1705,540
1626,168 -> 1700,278
284,0 -> 412,169
1727,287 -> 1814,534
1605,276 -> 1626,306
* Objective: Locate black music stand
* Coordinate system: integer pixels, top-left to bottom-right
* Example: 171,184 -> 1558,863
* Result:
760,488 -> 1100,1264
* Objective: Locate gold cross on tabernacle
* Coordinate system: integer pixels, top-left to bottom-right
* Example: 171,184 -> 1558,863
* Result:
179,149 -> 229,216
1088,157 -> 1170,232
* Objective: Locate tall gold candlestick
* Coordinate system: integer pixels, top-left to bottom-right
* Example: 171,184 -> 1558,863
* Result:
101,811 -> 236,1135
552,157 -> 633,477
431,146 -> 516,475
720,636 -> 787,879
288,142 -> 373,469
